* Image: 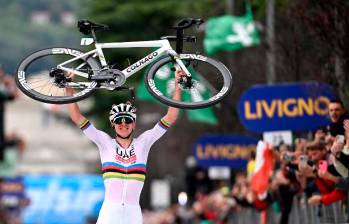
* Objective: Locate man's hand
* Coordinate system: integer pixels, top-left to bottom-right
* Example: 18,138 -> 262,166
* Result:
65,72 -> 75,96
344,119 -> 349,147
308,195 -> 322,205
298,163 -> 316,178
66,71 -> 75,81
318,170 -> 338,182
331,137 -> 344,155
174,69 -> 185,88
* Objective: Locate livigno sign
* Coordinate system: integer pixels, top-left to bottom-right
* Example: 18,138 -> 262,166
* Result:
193,135 -> 258,168
238,82 -> 336,132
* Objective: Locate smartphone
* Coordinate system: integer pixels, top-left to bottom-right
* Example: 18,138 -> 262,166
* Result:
336,135 -> 345,144
283,153 -> 295,162
299,155 -> 308,167
319,160 -> 328,173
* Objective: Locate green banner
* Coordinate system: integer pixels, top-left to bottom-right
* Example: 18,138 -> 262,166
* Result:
204,3 -> 260,55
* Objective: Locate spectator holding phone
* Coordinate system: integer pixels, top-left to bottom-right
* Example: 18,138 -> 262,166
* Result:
305,141 -> 346,206
330,119 -> 349,190
278,156 -> 301,224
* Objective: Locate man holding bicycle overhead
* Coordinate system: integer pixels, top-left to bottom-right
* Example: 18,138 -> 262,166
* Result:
65,69 -> 182,224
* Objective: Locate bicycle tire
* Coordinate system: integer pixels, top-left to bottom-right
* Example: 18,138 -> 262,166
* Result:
145,54 -> 233,109
16,47 -> 101,104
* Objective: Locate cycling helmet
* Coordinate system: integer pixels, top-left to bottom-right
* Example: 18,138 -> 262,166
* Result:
109,102 -> 136,124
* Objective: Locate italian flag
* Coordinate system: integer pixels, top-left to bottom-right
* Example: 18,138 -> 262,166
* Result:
251,141 -> 274,199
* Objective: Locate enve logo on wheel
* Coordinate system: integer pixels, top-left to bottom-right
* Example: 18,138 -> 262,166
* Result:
52,48 -> 83,56
209,86 -> 229,102
17,71 -> 31,91
148,79 -> 163,96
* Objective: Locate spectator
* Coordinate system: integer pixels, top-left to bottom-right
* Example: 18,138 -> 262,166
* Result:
305,141 -> 346,206
313,126 -> 327,142
0,133 -> 26,177
269,144 -> 302,224
0,66 -> 18,161
327,99 -> 349,137
331,119 -> 349,190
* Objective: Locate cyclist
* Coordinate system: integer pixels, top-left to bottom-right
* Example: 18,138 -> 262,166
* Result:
66,70 -> 183,224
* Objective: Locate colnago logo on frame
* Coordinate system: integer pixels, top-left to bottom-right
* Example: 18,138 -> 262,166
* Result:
126,52 -> 159,73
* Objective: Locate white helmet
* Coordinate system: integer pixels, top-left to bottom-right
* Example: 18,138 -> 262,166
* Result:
109,103 -> 136,124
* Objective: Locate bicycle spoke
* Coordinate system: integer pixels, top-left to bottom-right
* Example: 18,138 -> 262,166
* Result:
196,73 -> 218,94
31,82 -> 52,91
55,85 -> 60,97
27,77 -> 51,85
47,83 -> 54,96
189,88 -> 204,102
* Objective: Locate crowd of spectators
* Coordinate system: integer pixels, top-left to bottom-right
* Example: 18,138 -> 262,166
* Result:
142,99 -> 349,224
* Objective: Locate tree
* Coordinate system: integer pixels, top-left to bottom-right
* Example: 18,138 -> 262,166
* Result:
284,0 -> 349,107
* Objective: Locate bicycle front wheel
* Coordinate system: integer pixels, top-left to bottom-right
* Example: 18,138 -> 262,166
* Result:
16,48 -> 101,104
145,54 -> 233,109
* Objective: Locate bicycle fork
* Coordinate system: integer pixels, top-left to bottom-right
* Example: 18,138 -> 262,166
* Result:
166,50 -> 191,77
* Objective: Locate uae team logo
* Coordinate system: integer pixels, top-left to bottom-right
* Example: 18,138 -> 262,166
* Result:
115,145 -> 137,164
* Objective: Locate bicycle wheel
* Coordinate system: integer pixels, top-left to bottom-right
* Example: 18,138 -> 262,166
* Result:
16,47 -> 101,104
145,54 -> 233,109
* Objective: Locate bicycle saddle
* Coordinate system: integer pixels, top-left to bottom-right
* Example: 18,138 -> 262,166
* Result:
77,20 -> 109,35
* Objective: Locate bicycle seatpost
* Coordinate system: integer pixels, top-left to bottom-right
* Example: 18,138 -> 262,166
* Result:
176,29 -> 184,54
172,18 -> 204,53
90,29 -> 98,43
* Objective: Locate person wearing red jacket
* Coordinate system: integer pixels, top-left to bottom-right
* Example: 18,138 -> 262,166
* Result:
305,141 -> 346,205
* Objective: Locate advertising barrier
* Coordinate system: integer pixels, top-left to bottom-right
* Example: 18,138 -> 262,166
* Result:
22,175 -> 104,224
193,135 -> 258,168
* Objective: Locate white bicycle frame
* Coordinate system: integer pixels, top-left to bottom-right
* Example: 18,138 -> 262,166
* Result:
57,39 -> 191,82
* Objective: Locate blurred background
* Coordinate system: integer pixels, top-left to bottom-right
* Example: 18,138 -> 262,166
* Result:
0,0 -> 349,223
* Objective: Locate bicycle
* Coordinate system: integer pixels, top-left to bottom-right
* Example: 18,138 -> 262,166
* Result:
15,18 -> 233,109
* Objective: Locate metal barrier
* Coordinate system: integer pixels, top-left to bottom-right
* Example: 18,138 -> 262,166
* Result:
289,195 -> 347,224
225,195 -> 348,224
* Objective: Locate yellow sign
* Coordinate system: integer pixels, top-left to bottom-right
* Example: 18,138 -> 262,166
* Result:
244,96 -> 329,120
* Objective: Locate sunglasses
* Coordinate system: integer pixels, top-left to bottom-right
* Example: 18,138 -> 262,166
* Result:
113,116 -> 134,125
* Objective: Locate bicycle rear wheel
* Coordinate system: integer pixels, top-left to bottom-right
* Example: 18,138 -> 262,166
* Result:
16,48 -> 101,104
145,54 -> 233,109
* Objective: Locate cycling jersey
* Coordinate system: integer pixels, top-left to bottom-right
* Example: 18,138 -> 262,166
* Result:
80,118 -> 170,224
